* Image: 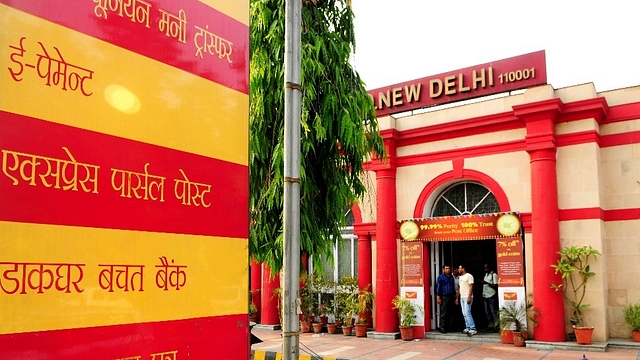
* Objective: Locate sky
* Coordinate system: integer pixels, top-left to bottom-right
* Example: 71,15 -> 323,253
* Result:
351,0 -> 640,93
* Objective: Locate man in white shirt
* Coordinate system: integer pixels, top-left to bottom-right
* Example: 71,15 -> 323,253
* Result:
456,264 -> 477,336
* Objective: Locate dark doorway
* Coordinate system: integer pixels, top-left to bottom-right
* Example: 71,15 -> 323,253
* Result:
436,239 -> 497,331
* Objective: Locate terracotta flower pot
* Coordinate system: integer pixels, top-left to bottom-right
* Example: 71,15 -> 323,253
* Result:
511,330 -> 526,347
342,325 -> 353,336
500,329 -> 514,344
355,323 -> 368,337
632,330 -> 640,342
326,323 -> 338,334
300,320 -> 312,333
312,322 -> 323,334
573,326 -> 594,345
399,326 -> 413,341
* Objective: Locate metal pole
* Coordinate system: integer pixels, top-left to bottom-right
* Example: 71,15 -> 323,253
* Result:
283,0 -> 301,359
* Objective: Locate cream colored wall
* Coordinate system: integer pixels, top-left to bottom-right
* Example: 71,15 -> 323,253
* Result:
557,220 -> 608,341
395,162 -> 452,219
464,152 -> 532,211
556,143 -> 604,209
600,139 -> 640,339
599,86 -> 640,106
397,128 -> 525,157
606,219 -> 640,338
600,144 -> 640,210
357,170 -> 378,223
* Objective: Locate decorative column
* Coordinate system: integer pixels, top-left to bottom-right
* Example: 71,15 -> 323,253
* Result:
354,224 -> 374,326
514,99 -> 565,342
372,130 -> 399,333
250,258 -> 262,322
260,265 -> 281,327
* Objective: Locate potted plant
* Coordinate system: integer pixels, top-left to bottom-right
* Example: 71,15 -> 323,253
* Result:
354,285 -> 374,337
498,297 -> 540,347
248,290 -> 259,323
335,275 -> 359,333
392,294 -> 424,341
299,274 -> 317,333
249,302 -> 259,323
551,245 -> 601,345
340,291 -> 359,336
623,300 -> 640,342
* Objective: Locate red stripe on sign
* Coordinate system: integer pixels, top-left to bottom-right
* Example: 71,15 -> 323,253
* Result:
1,0 -> 248,94
0,111 -> 248,238
0,314 -> 250,360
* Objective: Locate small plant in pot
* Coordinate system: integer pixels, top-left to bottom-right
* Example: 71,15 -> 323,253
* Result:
551,245 -> 601,345
248,290 -> 259,323
249,302 -> 259,323
392,294 -> 424,341
299,274 -> 317,333
336,275 -> 359,334
354,285 -> 374,337
340,297 -> 358,336
623,300 -> 640,342
498,296 -> 540,347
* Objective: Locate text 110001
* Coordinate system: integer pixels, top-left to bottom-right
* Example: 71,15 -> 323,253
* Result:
498,67 -> 536,84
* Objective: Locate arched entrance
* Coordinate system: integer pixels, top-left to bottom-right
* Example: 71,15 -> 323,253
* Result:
426,182 -> 501,332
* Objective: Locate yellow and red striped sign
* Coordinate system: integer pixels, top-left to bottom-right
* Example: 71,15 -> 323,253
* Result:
0,0 -> 249,358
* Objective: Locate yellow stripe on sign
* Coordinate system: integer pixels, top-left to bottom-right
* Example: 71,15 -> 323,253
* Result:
0,221 -> 248,335
198,0 -> 249,25
0,6 -> 248,166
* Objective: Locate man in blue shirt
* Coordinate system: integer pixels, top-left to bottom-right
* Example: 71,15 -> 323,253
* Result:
436,264 -> 456,333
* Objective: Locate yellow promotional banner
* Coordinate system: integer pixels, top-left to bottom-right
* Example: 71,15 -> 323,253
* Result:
0,221 -> 248,335
1,5 -> 248,165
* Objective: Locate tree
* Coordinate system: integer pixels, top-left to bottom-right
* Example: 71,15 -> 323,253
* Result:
249,0 -> 385,273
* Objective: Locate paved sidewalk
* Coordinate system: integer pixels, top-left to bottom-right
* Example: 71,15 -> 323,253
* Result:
251,327 -> 640,360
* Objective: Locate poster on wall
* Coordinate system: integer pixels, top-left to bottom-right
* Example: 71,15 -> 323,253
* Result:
399,286 -> 425,326
496,235 -> 526,316
401,241 -> 423,287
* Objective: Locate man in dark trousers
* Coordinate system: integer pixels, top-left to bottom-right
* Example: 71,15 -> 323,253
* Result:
435,264 -> 456,333
482,263 -> 499,331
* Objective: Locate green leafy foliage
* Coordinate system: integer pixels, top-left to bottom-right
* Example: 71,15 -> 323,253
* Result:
249,0 -> 386,272
550,245 -> 601,327
498,296 -> 540,333
624,300 -> 640,331
392,295 -> 424,327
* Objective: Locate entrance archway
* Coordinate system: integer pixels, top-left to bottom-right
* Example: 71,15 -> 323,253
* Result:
427,181 -> 501,331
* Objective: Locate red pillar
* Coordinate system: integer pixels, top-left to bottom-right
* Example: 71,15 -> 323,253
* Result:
250,258 -> 262,322
260,265 -> 281,326
372,131 -> 400,333
375,167 -> 398,332
515,99 -> 565,342
354,227 -> 372,326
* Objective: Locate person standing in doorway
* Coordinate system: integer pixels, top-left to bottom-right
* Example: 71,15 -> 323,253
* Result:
456,264 -> 477,336
435,265 -> 456,333
451,267 -> 465,331
482,263 -> 499,331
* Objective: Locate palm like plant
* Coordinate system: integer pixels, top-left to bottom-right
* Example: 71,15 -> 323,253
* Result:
498,298 -> 540,333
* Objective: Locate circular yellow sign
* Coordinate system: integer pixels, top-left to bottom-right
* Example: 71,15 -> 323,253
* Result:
400,221 -> 419,240
496,214 -> 520,237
